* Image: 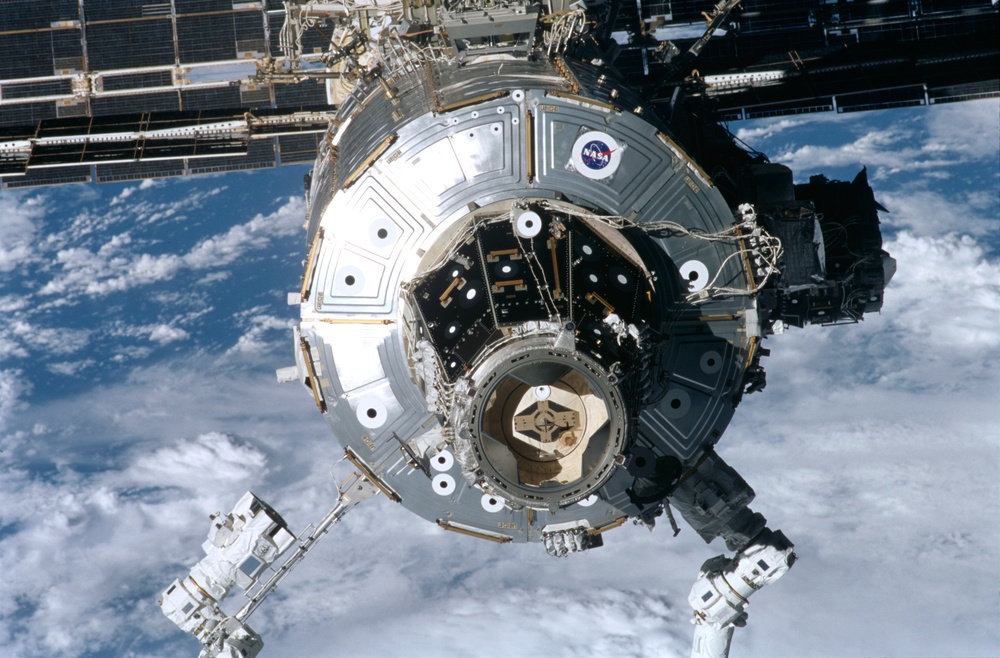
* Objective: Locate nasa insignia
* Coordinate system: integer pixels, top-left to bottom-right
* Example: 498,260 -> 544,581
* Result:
571,131 -> 623,180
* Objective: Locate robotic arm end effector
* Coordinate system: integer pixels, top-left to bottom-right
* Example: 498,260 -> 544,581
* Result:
688,528 -> 796,658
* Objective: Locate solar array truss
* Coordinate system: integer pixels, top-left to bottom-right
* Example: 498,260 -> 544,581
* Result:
0,0 -> 996,189
0,0 -> 330,187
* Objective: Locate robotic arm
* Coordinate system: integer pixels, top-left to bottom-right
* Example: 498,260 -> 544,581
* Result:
688,529 -> 796,658
160,473 -> 379,658
668,452 -> 797,658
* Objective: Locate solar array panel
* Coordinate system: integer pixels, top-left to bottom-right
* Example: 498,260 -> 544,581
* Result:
0,0 -> 331,186
0,1 -> 996,188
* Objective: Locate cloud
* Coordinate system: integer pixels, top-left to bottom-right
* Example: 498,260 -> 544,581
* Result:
47,360 -> 97,377
771,126 -> 968,180
37,196 -> 305,298
109,186 -> 137,206
108,322 -> 190,346
923,99 -> 1000,161
182,198 -> 303,270
147,324 -> 190,345
0,193 -> 46,273
271,585 -> 689,658
878,187 -> 999,238
0,430 -> 270,658
716,221 -> 1000,658
225,314 -> 293,356
127,432 -> 268,495
0,369 -> 29,431
736,98 -> 1000,187
0,320 -> 91,362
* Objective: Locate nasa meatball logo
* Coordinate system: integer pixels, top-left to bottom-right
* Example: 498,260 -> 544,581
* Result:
571,131 -> 622,180
580,139 -> 613,170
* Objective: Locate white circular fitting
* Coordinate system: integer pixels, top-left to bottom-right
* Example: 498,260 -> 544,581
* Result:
369,219 -> 397,246
357,401 -> 387,429
432,473 -> 456,496
430,450 -> 454,472
514,210 -> 543,239
533,385 -> 551,401
481,494 -> 505,513
578,494 -> 598,507
662,388 -> 691,419
700,350 -> 723,374
512,90 -> 525,102
335,266 -> 365,294
679,260 -> 709,292
571,131 -> 622,180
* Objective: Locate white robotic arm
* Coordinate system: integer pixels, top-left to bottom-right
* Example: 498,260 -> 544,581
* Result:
160,474 -> 379,657
688,529 -> 796,658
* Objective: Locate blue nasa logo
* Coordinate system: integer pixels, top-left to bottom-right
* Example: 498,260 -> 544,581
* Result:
580,139 -> 613,170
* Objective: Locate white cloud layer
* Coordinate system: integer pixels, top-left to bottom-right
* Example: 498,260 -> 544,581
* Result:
36,195 -> 304,298
0,369 -> 28,431
0,194 -> 46,273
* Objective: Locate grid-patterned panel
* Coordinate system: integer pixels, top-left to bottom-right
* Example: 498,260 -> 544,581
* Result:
0,0 -> 78,31
0,102 -> 58,128
177,13 -> 238,63
51,27 -> 85,71
740,0 -> 812,33
2,165 -> 92,189
180,87 -> 244,111
274,81 -> 329,109
0,32 -> 58,79
278,134 -> 321,164
57,103 -> 90,119
84,0 -> 169,21
102,71 -> 174,92
2,80 -> 72,100
95,160 -> 187,183
176,0 -> 233,12
234,11 -> 267,56
837,0 -> 911,22
91,92 -> 180,115
86,19 -> 176,70
188,137 -> 275,174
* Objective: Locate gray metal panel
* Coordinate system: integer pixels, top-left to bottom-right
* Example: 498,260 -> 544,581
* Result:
533,94 -> 674,217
